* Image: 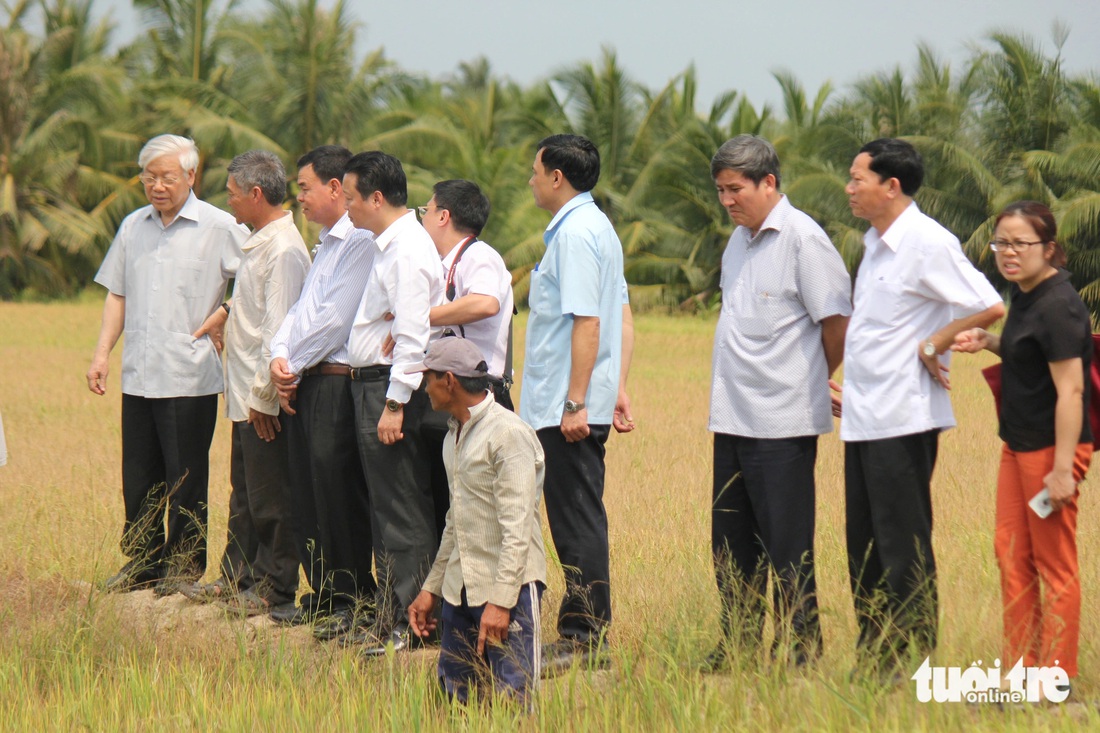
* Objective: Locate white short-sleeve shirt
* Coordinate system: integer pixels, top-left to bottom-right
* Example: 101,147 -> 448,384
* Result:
94,192 -> 247,398
841,202 -> 1002,441
438,239 -> 514,379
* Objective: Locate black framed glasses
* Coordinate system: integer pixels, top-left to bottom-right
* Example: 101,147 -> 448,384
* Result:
989,239 -> 1046,253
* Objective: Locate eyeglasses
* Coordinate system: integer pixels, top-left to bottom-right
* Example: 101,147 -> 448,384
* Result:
989,239 -> 1047,253
140,173 -> 182,187
417,204 -> 446,219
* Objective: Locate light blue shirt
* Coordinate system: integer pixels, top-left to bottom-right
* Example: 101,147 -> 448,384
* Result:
520,192 -> 628,430
269,213 -> 376,373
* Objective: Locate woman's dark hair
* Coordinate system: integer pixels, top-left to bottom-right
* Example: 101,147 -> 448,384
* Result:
996,200 -> 1066,268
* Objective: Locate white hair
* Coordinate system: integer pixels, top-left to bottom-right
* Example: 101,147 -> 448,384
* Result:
138,134 -> 199,172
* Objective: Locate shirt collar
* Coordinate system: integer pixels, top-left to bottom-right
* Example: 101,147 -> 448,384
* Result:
447,390 -> 496,432
440,236 -> 477,270
145,190 -> 201,228
873,200 -> 920,253
319,211 -> 354,244
546,191 -> 594,233
745,194 -> 790,246
242,211 -> 295,251
374,210 -> 418,252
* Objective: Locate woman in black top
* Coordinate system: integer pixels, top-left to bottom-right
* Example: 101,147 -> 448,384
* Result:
953,200 -> 1091,685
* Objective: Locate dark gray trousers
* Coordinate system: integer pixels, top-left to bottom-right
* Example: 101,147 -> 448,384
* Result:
218,419 -> 299,605
712,433 -> 822,661
350,376 -> 437,631
285,374 -> 375,612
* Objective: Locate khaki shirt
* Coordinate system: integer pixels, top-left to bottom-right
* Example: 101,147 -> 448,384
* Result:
224,212 -> 311,420
423,394 -> 547,609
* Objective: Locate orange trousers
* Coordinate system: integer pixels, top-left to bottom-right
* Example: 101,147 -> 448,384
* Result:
995,442 -> 1090,677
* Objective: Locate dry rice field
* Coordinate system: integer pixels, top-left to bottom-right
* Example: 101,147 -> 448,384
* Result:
0,296 -> 1096,730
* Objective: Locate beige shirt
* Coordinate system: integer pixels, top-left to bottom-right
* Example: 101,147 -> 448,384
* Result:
224,212 -> 311,420
423,393 -> 547,609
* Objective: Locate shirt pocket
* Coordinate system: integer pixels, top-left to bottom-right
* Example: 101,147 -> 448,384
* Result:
740,292 -> 801,340
173,259 -> 207,296
528,266 -> 560,317
171,259 -> 210,331
860,280 -> 904,327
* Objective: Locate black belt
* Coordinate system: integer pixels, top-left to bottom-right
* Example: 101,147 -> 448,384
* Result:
349,365 -> 391,382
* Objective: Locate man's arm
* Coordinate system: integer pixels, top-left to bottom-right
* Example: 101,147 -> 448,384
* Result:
561,315 -> 599,442
820,314 -> 849,378
919,302 -> 1006,389
411,504 -> 456,639
86,293 -> 125,395
613,303 -> 635,433
192,301 -> 230,353
481,427 -> 542,653
378,252 -> 434,445
430,294 -> 500,327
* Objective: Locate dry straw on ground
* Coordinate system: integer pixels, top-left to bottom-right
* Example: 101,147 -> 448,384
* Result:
0,297 -> 1096,730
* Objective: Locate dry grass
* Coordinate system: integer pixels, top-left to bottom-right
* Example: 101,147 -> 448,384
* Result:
0,295 -> 1097,730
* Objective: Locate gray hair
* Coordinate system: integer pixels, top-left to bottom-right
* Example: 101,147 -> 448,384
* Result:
227,150 -> 287,206
710,134 -> 781,188
138,134 -> 199,173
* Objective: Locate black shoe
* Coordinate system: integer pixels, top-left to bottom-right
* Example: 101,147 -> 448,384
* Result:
313,610 -> 355,641
269,602 -> 315,626
337,624 -> 383,648
540,638 -> 610,678
100,564 -> 162,593
360,626 -> 414,657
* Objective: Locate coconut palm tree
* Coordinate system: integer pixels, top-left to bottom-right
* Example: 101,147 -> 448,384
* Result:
0,0 -> 126,297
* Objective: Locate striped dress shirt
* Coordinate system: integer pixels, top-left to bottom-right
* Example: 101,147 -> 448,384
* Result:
269,212 -> 376,373
423,394 -> 548,609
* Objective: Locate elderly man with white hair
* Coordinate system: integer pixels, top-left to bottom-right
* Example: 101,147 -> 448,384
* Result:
87,134 -> 248,595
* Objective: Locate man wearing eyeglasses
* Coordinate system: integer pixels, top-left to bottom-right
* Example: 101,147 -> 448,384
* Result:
415,180 -> 515,544
840,138 -> 1004,681
418,181 -> 515,410
87,134 -> 248,594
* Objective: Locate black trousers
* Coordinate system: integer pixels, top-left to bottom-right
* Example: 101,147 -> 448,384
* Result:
420,406 -> 451,543
218,419 -> 299,605
350,377 -> 437,631
845,430 -> 939,663
711,433 -> 822,661
120,393 -> 218,577
285,374 -> 375,612
538,425 -> 611,645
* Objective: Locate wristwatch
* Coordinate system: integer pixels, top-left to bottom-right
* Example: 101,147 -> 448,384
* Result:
922,341 -> 938,358
564,399 -> 586,413
385,399 -> 404,412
